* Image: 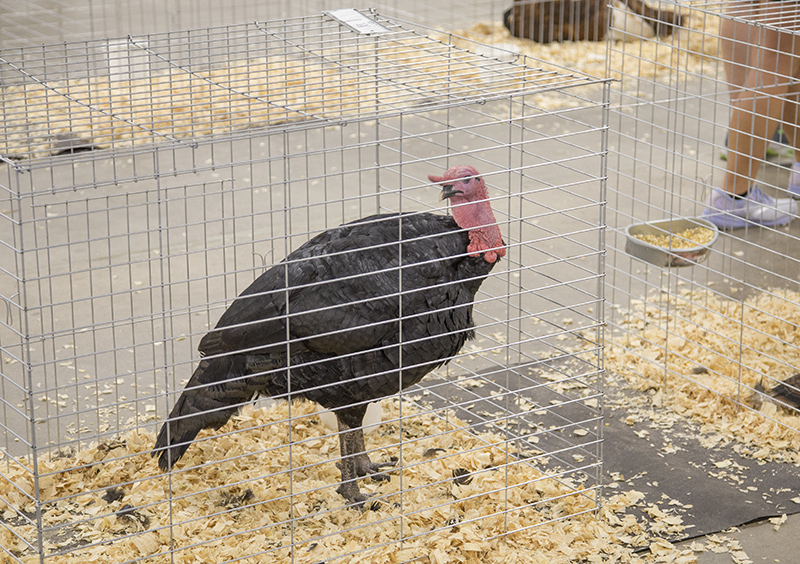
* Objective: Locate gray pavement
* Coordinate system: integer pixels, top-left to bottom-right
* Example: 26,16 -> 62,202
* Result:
676,511 -> 800,563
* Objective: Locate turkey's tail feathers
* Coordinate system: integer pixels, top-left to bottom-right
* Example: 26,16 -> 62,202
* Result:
153,354 -> 267,471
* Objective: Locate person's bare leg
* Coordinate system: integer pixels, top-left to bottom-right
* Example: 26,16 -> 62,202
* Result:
704,1 -> 799,228
781,90 -> 800,194
720,12 -> 756,105
723,3 -> 800,196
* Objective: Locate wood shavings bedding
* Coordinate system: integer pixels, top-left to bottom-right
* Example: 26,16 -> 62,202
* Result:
1,398 -> 696,564
0,34 -> 584,162
444,11 -> 719,89
0,56 -> 398,160
606,287 -> 800,463
630,227 -> 716,249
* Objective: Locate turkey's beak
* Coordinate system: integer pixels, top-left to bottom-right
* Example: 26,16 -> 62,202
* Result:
439,185 -> 463,200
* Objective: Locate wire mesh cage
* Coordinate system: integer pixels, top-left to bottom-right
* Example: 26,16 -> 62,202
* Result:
607,0 -> 800,460
1,0 -> 504,49
0,10 -> 608,563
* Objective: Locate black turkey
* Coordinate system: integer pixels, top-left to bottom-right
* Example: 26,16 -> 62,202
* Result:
153,165 -> 505,505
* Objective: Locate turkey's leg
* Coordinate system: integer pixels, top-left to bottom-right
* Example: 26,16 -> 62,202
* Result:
335,415 -> 395,506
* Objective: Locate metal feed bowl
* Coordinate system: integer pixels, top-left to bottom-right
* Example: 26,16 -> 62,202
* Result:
625,217 -> 719,267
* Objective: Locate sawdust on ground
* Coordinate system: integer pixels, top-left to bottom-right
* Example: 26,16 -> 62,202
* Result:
605,287 -> 800,464
2,397 -> 704,564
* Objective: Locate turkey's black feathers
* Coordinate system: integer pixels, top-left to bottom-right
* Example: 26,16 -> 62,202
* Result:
154,212 -> 499,471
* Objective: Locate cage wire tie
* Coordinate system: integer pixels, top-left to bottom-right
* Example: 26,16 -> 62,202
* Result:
697,173 -> 714,199
1,154 -> 27,172
253,249 -> 274,273
2,292 -> 19,326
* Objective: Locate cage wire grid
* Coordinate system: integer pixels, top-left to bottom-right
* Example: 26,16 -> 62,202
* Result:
2,1 -> 506,54
0,11 -> 599,167
606,0 -> 800,452
0,10 -> 608,563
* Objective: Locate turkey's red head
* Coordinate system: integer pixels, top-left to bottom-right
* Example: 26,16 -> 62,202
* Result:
428,165 -> 506,263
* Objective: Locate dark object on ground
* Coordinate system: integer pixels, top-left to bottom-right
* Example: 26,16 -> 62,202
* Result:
503,0 -> 683,43
153,165 -> 505,506
753,373 -> 800,412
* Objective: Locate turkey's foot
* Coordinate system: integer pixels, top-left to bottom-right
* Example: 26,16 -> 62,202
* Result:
338,454 -> 397,481
336,414 -> 393,508
335,480 -> 380,510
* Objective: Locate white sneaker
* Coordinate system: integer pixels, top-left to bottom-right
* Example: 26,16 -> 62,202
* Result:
788,162 -> 800,199
701,187 -> 795,230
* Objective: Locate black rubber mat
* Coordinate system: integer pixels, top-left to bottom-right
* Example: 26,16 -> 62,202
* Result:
604,380 -> 800,541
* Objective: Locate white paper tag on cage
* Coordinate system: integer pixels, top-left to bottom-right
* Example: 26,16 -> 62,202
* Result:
324,9 -> 389,35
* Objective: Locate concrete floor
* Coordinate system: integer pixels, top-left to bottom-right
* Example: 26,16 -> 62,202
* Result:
676,511 -> 800,563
